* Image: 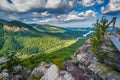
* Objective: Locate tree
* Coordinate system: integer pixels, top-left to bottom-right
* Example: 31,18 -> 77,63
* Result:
4,51 -> 21,72
90,17 -> 109,60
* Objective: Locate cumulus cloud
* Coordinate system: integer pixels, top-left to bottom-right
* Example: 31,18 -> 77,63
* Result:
64,10 -> 96,21
101,0 -> 120,14
40,11 -> 51,17
96,0 -> 104,4
0,0 -> 77,12
81,0 -> 95,7
39,10 -> 97,23
80,0 -> 104,7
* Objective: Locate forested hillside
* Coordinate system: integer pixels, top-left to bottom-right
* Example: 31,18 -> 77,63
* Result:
0,20 -> 87,58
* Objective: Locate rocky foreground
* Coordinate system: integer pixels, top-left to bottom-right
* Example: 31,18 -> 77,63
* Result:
0,36 -> 120,80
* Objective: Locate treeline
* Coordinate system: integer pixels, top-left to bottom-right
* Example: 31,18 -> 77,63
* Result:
21,39 -> 86,70
0,30 -> 69,56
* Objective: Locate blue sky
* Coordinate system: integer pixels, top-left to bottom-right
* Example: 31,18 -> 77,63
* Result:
0,0 -> 120,27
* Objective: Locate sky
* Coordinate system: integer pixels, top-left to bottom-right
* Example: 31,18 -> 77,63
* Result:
0,0 -> 120,27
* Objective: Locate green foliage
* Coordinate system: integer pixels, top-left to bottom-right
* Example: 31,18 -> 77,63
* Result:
3,51 -> 21,71
0,23 -> 85,56
52,58 -> 64,70
0,20 -> 87,70
21,39 -> 86,70
90,17 -> 109,59
75,49 -> 81,55
31,74 -> 43,80
33,24 -> 65,33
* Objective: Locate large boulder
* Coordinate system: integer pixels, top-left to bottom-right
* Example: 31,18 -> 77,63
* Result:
0,69 -> 9,80
0,72 -> 9,80
64,61 -> 96,80
41,64 -> 59,80
28,62 -> 51,80
10,65 -> 30,80
76,46 -> 120,80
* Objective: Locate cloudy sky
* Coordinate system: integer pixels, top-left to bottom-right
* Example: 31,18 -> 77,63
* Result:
0,0 -> 120,27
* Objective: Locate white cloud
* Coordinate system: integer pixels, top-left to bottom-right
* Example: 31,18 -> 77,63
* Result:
32,18 -> 39,21
39,10 -> 97,23
32,12 -> 38,15
0,0 -> 45,12
81,0 -> 104,7
40,11 -> 51,17
45,0 -> 62,9
64,10 -> 96,22
0,0 -> 77,12
96,0 -> 104,4
81,0 -> 95,7
101,0 -> 120,14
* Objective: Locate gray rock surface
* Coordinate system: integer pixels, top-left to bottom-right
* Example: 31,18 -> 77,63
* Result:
0,72 -> 9,80
64,61 -> 100,80
41,64 -> 59,80
28,62 -> 52,80
75,38 -> 120,80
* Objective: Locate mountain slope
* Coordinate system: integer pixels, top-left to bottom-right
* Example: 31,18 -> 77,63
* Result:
4,20 -> 37,32
31,24 -> 66,33
0,20 -> 78,57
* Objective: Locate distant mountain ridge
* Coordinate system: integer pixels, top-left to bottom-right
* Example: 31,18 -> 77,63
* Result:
0,19 -> 68,33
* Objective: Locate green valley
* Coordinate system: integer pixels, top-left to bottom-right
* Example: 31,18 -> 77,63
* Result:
0,20 -> 87,61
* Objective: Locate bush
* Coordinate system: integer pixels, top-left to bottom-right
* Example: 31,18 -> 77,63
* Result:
52,58 -> 64,70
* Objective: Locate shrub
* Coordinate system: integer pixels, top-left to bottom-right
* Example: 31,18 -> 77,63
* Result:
52,58 -> 64,70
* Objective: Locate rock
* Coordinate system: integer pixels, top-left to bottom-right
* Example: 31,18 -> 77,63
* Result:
2,69 -> 8,72
10,65 -> 30,80
0,66 -> 2,72
64,61 -> 91,80
28,62 -> 51,80
76,44 -> 120,80
61,71 -> 74,80
0,72 -> 9,80
13,65 -> 23,74
106,72 -> 120,80
41,64 -> 59,80
59,71 -> 66,76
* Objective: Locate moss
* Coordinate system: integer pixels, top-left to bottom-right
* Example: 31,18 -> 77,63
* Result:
75,49 -> 81,55
30,74 -> 43,80
52,58 -> 64,70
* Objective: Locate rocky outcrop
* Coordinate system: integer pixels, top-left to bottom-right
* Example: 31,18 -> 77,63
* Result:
0,65 -> 30,80
58,71 -> 74,80
3,25 -> 20,32
41,64 -> 59,80
75,38 -> 120,80
0,69 -> 9,80
64,61 -> 102,80
40,63 -> 75,80
28,62 -> 52,80
11,65 -> 31,80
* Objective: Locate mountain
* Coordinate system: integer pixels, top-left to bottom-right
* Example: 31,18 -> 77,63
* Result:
0,19 -> 8,23
0,19 -> 88,57
3,20 -> 37,32
31,24 -> 67,33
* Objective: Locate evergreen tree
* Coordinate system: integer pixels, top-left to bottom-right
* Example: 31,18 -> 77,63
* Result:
90,17 -> 109,60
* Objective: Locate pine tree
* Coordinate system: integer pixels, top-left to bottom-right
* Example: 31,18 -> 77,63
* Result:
90,17 -> 109,59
